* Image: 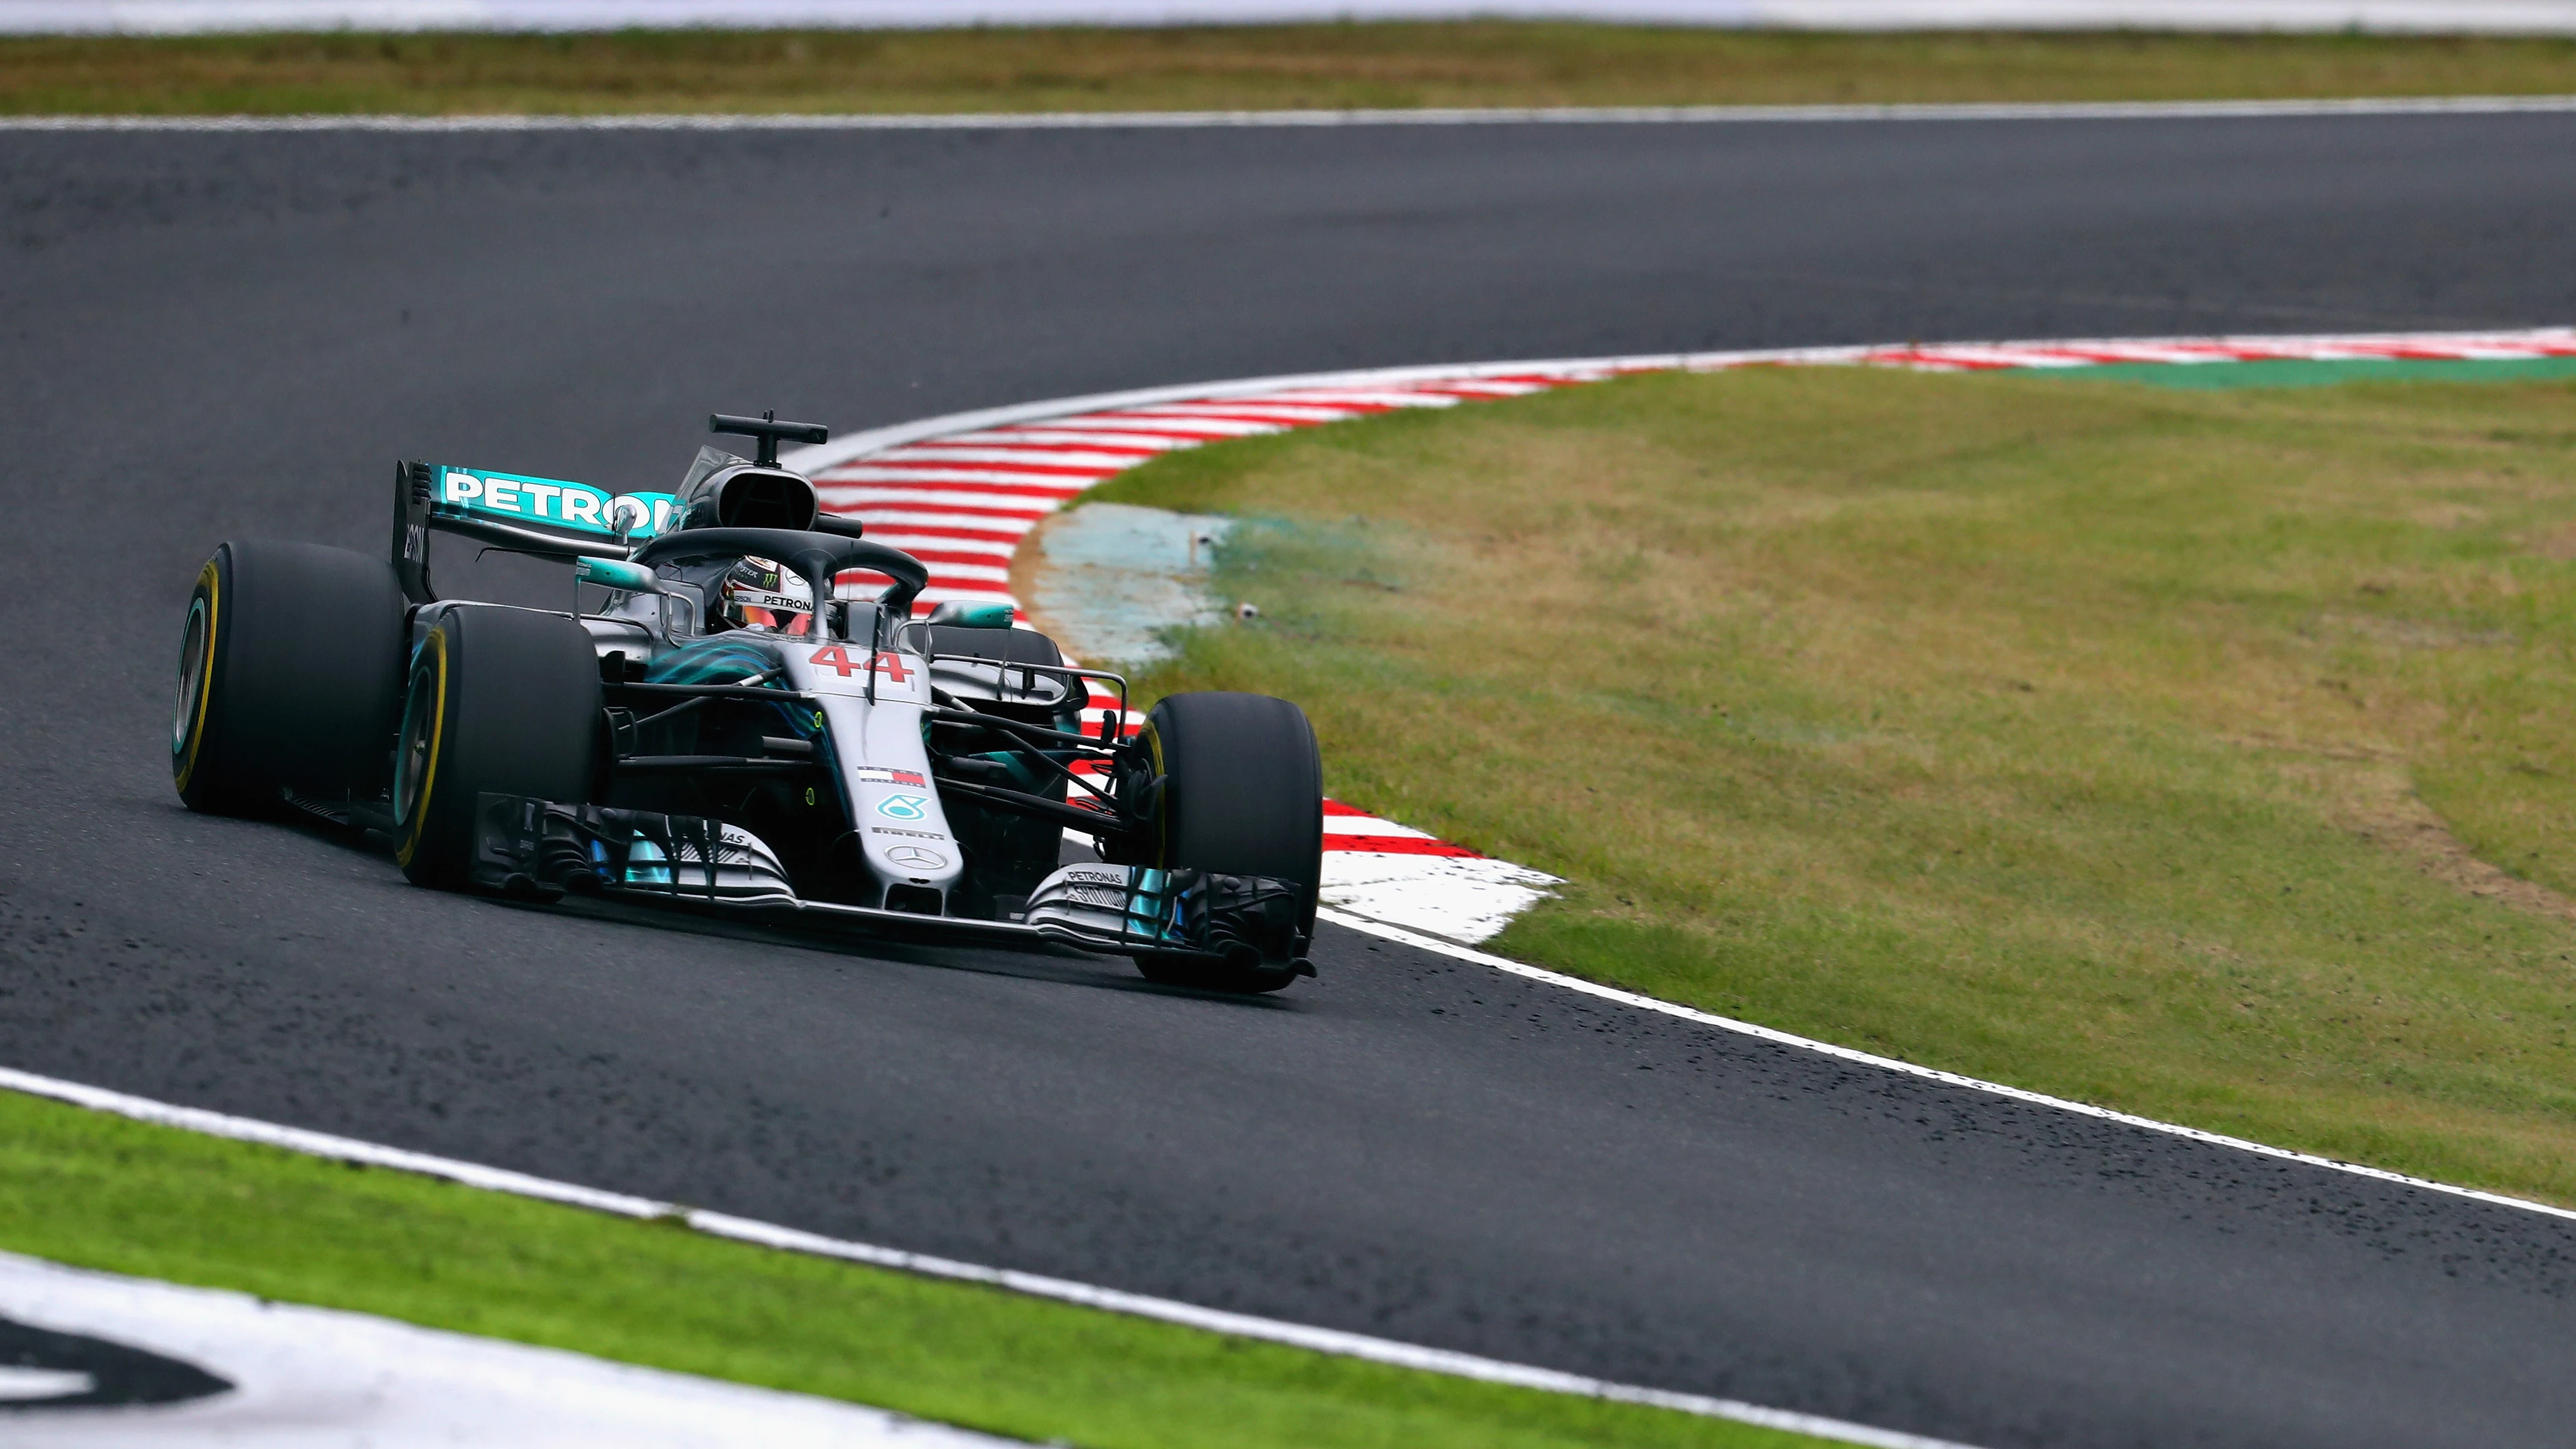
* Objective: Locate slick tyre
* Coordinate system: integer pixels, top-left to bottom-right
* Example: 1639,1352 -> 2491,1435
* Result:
173,540 -> 408,816
393,606 -> 600,890
1132,691 -> 1323,995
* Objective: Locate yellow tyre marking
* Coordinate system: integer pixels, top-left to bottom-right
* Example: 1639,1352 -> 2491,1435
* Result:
1142,717 -> 1168,868
172,558 -> 221,793
393,628 -> 451,870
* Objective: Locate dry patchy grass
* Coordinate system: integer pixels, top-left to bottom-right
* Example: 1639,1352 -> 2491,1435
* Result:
5,26 -> 2576,115
1096,365 -> 2576,1206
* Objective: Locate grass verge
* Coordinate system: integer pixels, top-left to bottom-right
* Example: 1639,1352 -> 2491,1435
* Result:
0,1086 -> 1832,1449
6,25 -> 2576,116
1090,363 -> 2576,1209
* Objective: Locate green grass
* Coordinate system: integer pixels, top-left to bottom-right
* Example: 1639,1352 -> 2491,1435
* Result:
0,1087 -> 1831,1449
7,25 -> 2576,116
1085,363 -> 2576,1209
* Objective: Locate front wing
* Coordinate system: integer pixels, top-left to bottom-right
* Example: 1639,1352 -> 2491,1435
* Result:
470,793 -> 1310,972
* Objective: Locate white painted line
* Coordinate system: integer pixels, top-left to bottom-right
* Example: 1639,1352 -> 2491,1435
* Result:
917,562 -> 1016,584
1247,388 -> 1468,407
827,466 -> 1103,489
939,429 -> 1196,451
1311,909 -> 2576,1225
12,96 -> 2576,133
888,447 -> 1159,469
824,498 -> 1058,520
814,487 -> 1063,512
0,1065 -> 1980,1449
1012,415 -> 1285,438
1315,815 -> 1439,837
1116,400 -> 1373,421
866,534 -> 1022,558
831,508 -> 1044,530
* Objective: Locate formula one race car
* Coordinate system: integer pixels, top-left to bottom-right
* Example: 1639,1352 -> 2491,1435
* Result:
170,412 -> 1322,992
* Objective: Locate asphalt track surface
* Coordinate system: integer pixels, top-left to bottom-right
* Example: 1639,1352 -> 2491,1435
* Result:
6,113 -> 2576,1449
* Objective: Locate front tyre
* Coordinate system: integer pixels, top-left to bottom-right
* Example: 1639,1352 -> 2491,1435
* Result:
173,540 -> 407,816
393,606 -> 601,889
1132,691 -> 1323,994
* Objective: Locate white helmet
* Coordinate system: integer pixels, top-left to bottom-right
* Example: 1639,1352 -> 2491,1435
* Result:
719,556 -> 814,635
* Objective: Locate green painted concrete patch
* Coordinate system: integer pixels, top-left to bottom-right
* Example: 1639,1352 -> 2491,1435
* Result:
2047,355 -> 2576,390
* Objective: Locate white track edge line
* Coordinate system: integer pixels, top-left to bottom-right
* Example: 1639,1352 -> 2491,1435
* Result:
1314,908 -> 2576,1224
10,94 -> 2576,132
0,1063 -> 1978,1449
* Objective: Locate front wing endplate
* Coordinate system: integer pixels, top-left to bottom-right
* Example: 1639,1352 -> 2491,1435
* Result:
470,794 -> 1309,972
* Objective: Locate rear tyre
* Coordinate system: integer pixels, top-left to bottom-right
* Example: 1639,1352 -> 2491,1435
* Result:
1131,691 -> 1322,994
173,541 -> 408,817
393,606 -> 601,889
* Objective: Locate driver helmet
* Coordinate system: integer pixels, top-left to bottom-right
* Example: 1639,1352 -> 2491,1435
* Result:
719,556 -> 814,635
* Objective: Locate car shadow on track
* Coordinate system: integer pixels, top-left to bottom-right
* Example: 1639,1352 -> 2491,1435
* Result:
240,805 -> 1305,1010
532,893 -> 1306,1009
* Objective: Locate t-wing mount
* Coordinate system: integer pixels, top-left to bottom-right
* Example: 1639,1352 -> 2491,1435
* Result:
710,410 -> 830,470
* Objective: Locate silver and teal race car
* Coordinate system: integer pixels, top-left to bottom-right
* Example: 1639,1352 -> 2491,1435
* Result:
169,412 -> 1322,993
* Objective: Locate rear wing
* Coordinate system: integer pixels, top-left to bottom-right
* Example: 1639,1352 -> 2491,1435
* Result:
392,461 -> 679,605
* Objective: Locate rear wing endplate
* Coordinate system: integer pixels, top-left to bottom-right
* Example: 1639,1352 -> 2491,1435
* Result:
392,460 -> 680,605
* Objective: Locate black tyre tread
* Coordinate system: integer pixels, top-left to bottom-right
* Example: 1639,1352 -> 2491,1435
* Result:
395,606 -> 600,888
1137,691 -> 1323,994
173,540 -> 407,815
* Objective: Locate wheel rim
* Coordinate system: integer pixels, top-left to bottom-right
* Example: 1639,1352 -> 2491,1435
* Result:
393,660 -> 437,828
171,598 -> 208,757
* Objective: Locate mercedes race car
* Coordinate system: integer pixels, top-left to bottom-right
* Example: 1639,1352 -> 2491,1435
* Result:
170,412 -> 1322,993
